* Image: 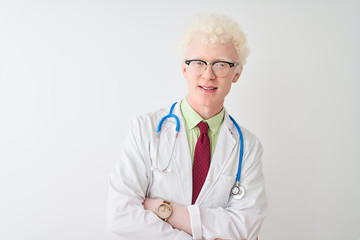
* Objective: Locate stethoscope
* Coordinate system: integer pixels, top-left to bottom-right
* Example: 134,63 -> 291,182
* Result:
151,102 -> 246,200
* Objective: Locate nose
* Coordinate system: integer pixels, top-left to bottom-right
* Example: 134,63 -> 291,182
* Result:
202,64 -> 216,80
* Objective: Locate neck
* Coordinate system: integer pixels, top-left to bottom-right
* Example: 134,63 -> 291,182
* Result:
186,97 -> 224,120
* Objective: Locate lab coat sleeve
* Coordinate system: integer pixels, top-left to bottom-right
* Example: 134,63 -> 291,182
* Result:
187,139 -> 267,240
107,118 -> 192,240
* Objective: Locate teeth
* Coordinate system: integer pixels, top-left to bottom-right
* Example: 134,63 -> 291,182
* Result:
201,86 -> 216,90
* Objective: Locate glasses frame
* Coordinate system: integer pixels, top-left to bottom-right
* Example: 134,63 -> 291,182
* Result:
184,59 -> 240,77
185,59 -> 239,68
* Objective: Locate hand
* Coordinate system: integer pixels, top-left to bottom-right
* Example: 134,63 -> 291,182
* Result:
144,200 -> 251,240
143,198 -> 192,235
143,198 -> 162,213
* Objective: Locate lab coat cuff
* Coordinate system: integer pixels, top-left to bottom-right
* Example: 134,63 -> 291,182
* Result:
187,204 -> 202,240
175,231 -> 193,240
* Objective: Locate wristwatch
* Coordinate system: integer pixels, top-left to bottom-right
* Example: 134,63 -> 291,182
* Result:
155,200 -> 172,221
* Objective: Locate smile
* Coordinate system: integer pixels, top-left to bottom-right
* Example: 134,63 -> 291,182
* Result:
200,86 -> 217,90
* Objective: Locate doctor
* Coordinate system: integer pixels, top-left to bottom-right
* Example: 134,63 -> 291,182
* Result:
107,14 -> 267,240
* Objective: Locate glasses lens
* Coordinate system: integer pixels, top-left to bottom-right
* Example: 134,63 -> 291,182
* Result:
212,62 -> 230,77
188,60 -> 206,76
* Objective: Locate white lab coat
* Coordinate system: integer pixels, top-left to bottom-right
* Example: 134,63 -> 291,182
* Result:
107,102 -> 267,240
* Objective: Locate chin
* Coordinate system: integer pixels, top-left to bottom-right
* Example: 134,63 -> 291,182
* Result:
198,98 -> 219,108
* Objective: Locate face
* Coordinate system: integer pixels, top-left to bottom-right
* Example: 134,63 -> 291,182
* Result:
182,38 -> 242,113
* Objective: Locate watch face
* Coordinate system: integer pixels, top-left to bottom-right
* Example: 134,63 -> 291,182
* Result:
157,203 -> 171,218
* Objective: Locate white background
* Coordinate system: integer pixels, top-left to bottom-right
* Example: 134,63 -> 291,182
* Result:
1,1 -> 359,239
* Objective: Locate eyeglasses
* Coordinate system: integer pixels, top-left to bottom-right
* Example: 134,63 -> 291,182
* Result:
185,59 -> 239,77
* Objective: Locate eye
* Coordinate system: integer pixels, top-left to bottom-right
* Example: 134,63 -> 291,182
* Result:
189,60 -> 206,69
214,62 -> 227,68
193,60 -> 205,66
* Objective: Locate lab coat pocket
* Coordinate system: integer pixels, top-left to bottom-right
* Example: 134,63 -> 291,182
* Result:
148,169 -> 179,202
204,174 -> 236,208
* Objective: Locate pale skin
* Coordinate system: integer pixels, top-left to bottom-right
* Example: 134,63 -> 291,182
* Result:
143,39 -> 247,240
183,38 -> 242,120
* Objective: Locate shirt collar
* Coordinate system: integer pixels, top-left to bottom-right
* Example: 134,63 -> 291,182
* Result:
180,98 -> 225,135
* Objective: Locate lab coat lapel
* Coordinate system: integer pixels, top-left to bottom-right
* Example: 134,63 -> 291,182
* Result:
195,112 -> 237,204
155,114 -> 177,168
171,102 -> 193,205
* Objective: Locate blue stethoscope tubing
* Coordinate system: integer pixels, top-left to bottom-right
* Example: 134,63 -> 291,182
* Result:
153,102 -> 246,200
151,102 -> 180,173
157,102 -> 180,133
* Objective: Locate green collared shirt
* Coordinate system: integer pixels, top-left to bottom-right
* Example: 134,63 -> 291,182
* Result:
180,98 -> 225,161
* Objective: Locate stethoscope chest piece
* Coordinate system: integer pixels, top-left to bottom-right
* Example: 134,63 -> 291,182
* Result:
231,182 -> 245,200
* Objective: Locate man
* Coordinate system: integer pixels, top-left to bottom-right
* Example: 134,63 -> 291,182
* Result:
107,14 -> 267,240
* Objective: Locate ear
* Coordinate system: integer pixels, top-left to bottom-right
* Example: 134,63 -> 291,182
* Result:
232,65 -> 243,83
181,63 -> 188,78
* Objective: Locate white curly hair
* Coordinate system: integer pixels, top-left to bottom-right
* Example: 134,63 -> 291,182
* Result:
177,13 -> 250,65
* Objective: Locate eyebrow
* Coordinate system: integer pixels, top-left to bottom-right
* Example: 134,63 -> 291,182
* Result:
215,57 -> 233,62
186,56 -> 234,62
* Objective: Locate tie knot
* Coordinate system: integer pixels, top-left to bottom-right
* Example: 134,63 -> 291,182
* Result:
198,121 -> 209,134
